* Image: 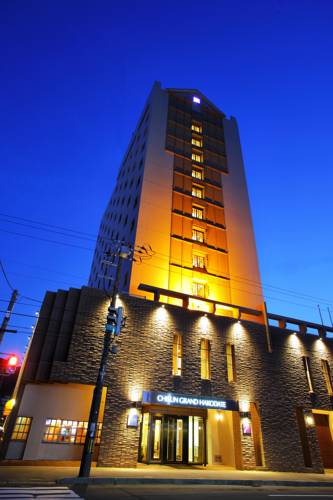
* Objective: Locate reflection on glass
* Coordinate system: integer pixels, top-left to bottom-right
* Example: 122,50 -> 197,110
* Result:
167,418 -> 175,462
188,416 -> 204,463
140,413 -> 149,461
153,419 -> 162,460
176,419 -> 183,462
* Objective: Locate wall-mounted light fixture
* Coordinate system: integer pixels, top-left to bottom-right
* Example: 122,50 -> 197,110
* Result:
304,412 -> 315,428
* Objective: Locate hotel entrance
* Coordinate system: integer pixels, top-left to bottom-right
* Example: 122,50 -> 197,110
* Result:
140,412 -> 206,464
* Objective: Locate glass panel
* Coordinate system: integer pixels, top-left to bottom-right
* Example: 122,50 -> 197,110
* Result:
188,417 -> 193,463
153,419 -> 162,460
140,413 -> 149,462
188,416 -> 204,464
166,418 -> 175,462
175,419 -> 183,462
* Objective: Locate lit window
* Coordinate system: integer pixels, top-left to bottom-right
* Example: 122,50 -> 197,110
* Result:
192,254 -> 205,269
172,334 -> 182,376
192,228 -> 204,243
192,167 -> 203,180
11,417 -> 32,441
192,206 -> 204,219
321,359 -> 333,395
193,96 -> 201,104
302,356 -> 314,393
192,152 -> 202,163
192,281 -> 206,297
200,338 -> 211,380
192,185 -> 203,199
191,137 -> 203,148
43,419 -> 102,444
191,121 -> 202,134
226,343 -> 236,382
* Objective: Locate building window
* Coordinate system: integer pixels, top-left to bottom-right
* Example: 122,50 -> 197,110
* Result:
192,167 -> 203,180
192,281 -> 206,297
43,419 -> 102,445
192,206 -> 204,220
302,356 -> 314,393
172,334 -> 182,376
192,254 -> 205,269
200,338 -> 211,380
192,228 -> 204,243
192,185 -> 204,199
226,343 -> 236,382
192,152 -> 203,163
191,137 -> 203,148
321,359 -> 333,395
11,417 -> 32,441
191,121 -> 202,134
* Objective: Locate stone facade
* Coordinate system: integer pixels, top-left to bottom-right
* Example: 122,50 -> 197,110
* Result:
5,286 -> 333,472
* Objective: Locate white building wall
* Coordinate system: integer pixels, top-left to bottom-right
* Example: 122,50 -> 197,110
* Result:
6,383 -> 106,461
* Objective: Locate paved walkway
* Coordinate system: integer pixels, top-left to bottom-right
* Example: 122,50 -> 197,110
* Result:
0,465 -> 333,487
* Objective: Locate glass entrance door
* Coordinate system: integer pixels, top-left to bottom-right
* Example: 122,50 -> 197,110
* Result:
145,414 -> 205,464
164,416 -> 187,463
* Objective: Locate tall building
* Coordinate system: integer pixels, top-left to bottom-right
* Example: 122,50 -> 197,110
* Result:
89,82 -> 263,321
2,84 -> 333,472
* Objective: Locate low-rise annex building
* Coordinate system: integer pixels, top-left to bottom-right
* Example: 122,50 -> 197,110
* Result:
2,286 -> 333,472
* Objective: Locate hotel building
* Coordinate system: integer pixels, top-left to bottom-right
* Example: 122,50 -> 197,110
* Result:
89,82 -> 264,320
2,84 -> 333,471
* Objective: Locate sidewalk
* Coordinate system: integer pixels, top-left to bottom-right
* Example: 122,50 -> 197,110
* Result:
0,465 -> 333,488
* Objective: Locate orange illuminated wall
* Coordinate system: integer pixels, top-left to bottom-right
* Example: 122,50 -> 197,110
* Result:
90,82 -> 264,322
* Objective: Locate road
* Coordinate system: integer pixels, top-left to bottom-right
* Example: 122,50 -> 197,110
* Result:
71,485 -> 333,500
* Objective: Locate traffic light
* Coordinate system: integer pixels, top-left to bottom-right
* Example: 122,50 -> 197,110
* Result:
7,355 -> 18,374
105,306 -> 123,336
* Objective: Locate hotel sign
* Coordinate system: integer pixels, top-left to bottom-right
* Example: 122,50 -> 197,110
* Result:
142,391 -> 238,411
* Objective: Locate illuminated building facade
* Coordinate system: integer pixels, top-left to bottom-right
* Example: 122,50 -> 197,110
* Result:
3,85 -> 333,472
2,286 -> 333,472
89,82 -> 263,321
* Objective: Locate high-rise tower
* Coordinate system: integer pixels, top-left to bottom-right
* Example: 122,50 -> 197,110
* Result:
89,82 -> 263,320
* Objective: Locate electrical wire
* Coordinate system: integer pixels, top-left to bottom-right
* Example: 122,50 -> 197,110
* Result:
1,212 -> 333,307
0,260 -> 15,291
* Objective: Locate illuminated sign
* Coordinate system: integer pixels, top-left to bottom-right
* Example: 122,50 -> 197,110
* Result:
142,391 -> 238,411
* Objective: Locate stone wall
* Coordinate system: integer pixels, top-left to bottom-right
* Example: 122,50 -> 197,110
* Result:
19,286 -> 333,471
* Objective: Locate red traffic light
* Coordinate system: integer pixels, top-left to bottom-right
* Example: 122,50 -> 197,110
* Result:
7,355 -> 18,368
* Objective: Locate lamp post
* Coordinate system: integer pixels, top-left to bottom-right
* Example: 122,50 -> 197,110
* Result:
78,243 -> 131,478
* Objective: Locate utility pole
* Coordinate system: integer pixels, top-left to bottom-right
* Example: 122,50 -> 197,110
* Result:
0,290 -> 18,345
78,243 -> 131,478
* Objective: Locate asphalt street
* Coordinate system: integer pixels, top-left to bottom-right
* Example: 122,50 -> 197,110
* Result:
71,485 -> 333,500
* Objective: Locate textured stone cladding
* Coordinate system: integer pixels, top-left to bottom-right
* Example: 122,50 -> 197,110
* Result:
33,287 -> 333,471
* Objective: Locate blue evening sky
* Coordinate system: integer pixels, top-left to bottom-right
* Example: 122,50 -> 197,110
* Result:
1,0 -> 333,357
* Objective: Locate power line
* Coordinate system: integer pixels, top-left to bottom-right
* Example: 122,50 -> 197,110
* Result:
0,212 -> 97,238
0,260 -> 15,291
1,212 -> 332,307
0,228 -> 94,251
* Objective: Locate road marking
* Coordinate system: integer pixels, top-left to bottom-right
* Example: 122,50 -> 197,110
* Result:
0,487 -> 82,499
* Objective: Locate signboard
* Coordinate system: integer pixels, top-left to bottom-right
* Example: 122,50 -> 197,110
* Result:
142,391 -> 238,411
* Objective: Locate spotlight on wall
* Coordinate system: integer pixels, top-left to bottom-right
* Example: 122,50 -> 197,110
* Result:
293,332 -> 297,335
304,413 -> 315,427
237,309 -> 242,324
204,313 -> 207,317
239,400 -> 250,413
130,389 -> 141,402
162,304 -> 165,308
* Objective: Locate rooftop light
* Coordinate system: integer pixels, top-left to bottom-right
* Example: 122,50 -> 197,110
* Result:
193,96 -> 201,104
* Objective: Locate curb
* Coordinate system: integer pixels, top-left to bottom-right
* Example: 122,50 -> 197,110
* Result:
57,477 -> 333,487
